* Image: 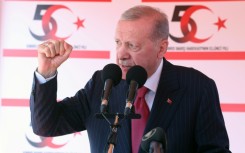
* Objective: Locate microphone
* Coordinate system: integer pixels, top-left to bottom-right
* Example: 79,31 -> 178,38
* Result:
124,65 -> 147,115
100,63 -> 122,113
141,127 -> 167,153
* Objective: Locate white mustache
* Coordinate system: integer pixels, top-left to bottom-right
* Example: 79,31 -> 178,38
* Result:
118,60 -> 134,67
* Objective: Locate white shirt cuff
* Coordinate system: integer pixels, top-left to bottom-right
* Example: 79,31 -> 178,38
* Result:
35,70 -> 57,84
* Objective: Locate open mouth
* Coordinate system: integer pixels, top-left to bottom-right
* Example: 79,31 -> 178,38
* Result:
120,65 -> 132,73
121,65 -> 131,68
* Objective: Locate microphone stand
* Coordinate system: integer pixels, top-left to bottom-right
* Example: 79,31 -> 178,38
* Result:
95,111 -> 141,153
107,114 -> 119,153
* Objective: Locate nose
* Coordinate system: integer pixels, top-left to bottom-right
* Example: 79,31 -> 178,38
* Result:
116,44 -> 130,60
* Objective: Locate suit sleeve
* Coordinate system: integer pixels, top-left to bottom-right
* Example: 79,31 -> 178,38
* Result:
30,71 -> 100,137
195,78 -> 231,153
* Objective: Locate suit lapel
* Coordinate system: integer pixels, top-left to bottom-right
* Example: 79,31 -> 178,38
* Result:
145,58 -> 186,132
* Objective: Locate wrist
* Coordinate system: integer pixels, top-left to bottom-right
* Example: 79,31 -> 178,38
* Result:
37,67 -> 56,79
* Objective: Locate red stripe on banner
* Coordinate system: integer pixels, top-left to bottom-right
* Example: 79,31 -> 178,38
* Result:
4,0 -> 111,2
142,0 -> 244,2
221,104 -> 245,112
3,49 -> 110,59
1,99 -> 29,107
1,99 -> 245,112
3,49 -> 245,60
165,52 -> 245,60
70,50 -> 110,59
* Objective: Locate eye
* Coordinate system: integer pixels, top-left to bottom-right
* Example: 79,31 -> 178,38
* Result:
128,43 -> 139,51
128,43 -> 135,48
115,40 -> 121,47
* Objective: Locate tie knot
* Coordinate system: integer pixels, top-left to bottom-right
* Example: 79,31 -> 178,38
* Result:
137,86 -> 148,98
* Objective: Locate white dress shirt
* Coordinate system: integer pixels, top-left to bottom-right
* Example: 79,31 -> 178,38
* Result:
144,60 -> 163,110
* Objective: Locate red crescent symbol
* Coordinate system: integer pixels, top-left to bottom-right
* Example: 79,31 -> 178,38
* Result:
26,135 -> 68,148
42,5 -> 72,40
181,5 -> 212,43
170,5 -> 213,43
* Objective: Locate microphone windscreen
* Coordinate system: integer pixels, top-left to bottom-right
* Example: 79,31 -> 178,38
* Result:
101,63 -> 122,86
126,65 -> 147,88
141,127 -> 167,152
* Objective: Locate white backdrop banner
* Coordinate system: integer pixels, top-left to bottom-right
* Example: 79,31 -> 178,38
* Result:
1,0 -> 245,153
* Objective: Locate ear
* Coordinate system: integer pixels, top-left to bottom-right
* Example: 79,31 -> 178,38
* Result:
157,39 -> 168,58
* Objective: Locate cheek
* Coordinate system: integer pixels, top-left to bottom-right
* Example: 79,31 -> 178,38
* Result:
132,55 -> 150,69
130,53 -> 142,65
138,52 -> 157,68
115,56 -> 119,63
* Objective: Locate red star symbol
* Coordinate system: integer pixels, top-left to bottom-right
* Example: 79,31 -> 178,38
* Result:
214,17 -> 227,31
74,17 -> 85,30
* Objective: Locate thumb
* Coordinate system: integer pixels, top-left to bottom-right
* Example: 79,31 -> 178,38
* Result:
63,41 -> 73,57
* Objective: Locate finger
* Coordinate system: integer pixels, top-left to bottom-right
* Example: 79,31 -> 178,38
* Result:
38,42 -> 51,57
59,40 -> 65,56
45,41 -> 56,57
63,41 -> 73,56
49,40 -> 60,56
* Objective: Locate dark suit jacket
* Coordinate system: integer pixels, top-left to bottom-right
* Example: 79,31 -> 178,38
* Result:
30,58 -> 231,153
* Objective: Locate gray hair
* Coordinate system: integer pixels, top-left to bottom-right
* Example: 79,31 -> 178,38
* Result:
120,5 -> 169,41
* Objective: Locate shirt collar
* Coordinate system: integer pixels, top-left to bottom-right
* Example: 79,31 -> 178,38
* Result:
144,59 -> 163,93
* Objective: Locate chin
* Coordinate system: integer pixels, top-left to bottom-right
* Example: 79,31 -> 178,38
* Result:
122,73 -> 126,80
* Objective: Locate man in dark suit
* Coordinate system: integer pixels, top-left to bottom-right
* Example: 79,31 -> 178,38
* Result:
30,5 -> 231,153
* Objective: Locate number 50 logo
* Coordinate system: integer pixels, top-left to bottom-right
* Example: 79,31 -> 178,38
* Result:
169,5 -> 226,43
29,5 -> 85,41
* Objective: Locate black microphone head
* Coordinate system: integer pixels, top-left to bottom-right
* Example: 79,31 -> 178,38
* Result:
141,127 -> 167,153
126,65 -> 147,88
101,63 -> 122,86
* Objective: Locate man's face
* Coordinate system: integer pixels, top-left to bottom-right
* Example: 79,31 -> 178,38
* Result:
115,17 -> 167,79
